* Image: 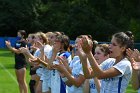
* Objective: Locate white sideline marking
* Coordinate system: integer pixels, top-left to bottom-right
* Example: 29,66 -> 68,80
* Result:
0,63 -> 18,85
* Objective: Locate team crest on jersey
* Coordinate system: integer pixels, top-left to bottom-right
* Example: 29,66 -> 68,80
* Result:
16,43 -> 21,48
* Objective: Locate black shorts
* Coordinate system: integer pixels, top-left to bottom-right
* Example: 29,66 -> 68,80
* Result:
15,55 -> 27,70
15,63 -> 26,70
30,66 -> 36,75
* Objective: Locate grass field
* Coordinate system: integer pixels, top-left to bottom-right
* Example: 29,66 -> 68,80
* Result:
0,49 -> 30,93
0,49 -> 138,93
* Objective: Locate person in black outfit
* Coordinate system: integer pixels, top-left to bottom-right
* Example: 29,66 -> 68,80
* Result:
27,33 -> 37,93
5,30 -> 28,93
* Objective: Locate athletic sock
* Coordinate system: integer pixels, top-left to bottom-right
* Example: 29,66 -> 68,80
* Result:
29,80 -> 36,93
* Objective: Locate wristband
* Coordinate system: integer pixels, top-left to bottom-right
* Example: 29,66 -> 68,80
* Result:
62,77 -> 68,82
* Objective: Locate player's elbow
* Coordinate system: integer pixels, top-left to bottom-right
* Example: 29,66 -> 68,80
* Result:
15,50 -> 21,54
15,52 -> 21,54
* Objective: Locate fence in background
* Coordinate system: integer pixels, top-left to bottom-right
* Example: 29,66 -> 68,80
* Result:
0,37 -> 75,48
0,37 -> 18,48
0,37 -> 140,50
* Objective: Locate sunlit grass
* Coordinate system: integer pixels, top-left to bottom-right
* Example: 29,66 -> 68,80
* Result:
0,49 -> 30,93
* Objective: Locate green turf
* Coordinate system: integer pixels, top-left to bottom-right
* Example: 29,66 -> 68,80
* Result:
0,49 -> 30,93
0,49 -> 138,93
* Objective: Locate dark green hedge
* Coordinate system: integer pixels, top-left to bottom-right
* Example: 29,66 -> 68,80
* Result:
0,0 -> 140,41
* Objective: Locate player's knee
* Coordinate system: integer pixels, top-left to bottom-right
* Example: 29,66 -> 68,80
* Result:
17,78 -> 24,84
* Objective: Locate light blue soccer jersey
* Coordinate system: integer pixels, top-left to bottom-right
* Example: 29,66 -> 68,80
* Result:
34,48 -> 41,57
34,49 -> 43,77
138,89 -> 140,93
89,79 -> 98,93
51,51 -> 72,93
40,45 -> 52,92
100,58 -> 132,93
67,56 -> 84,93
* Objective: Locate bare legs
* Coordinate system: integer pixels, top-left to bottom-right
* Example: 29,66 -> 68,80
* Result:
15,68 -> 28,93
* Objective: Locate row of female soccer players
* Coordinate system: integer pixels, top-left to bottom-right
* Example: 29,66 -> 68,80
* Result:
5,30 -> 140,93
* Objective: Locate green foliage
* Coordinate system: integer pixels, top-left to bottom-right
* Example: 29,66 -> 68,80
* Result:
129,18 -> 140,42
0,0 -> 140,41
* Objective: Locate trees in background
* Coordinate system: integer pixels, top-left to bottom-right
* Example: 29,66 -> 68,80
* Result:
0,0 -> 140,42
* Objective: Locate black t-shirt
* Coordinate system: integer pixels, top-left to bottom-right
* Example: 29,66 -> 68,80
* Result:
14,40 -> 27,64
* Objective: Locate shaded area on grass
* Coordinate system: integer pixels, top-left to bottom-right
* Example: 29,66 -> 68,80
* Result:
0,52 -> 14,57
0,64 -> 14,69
0,49 -> 14,57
